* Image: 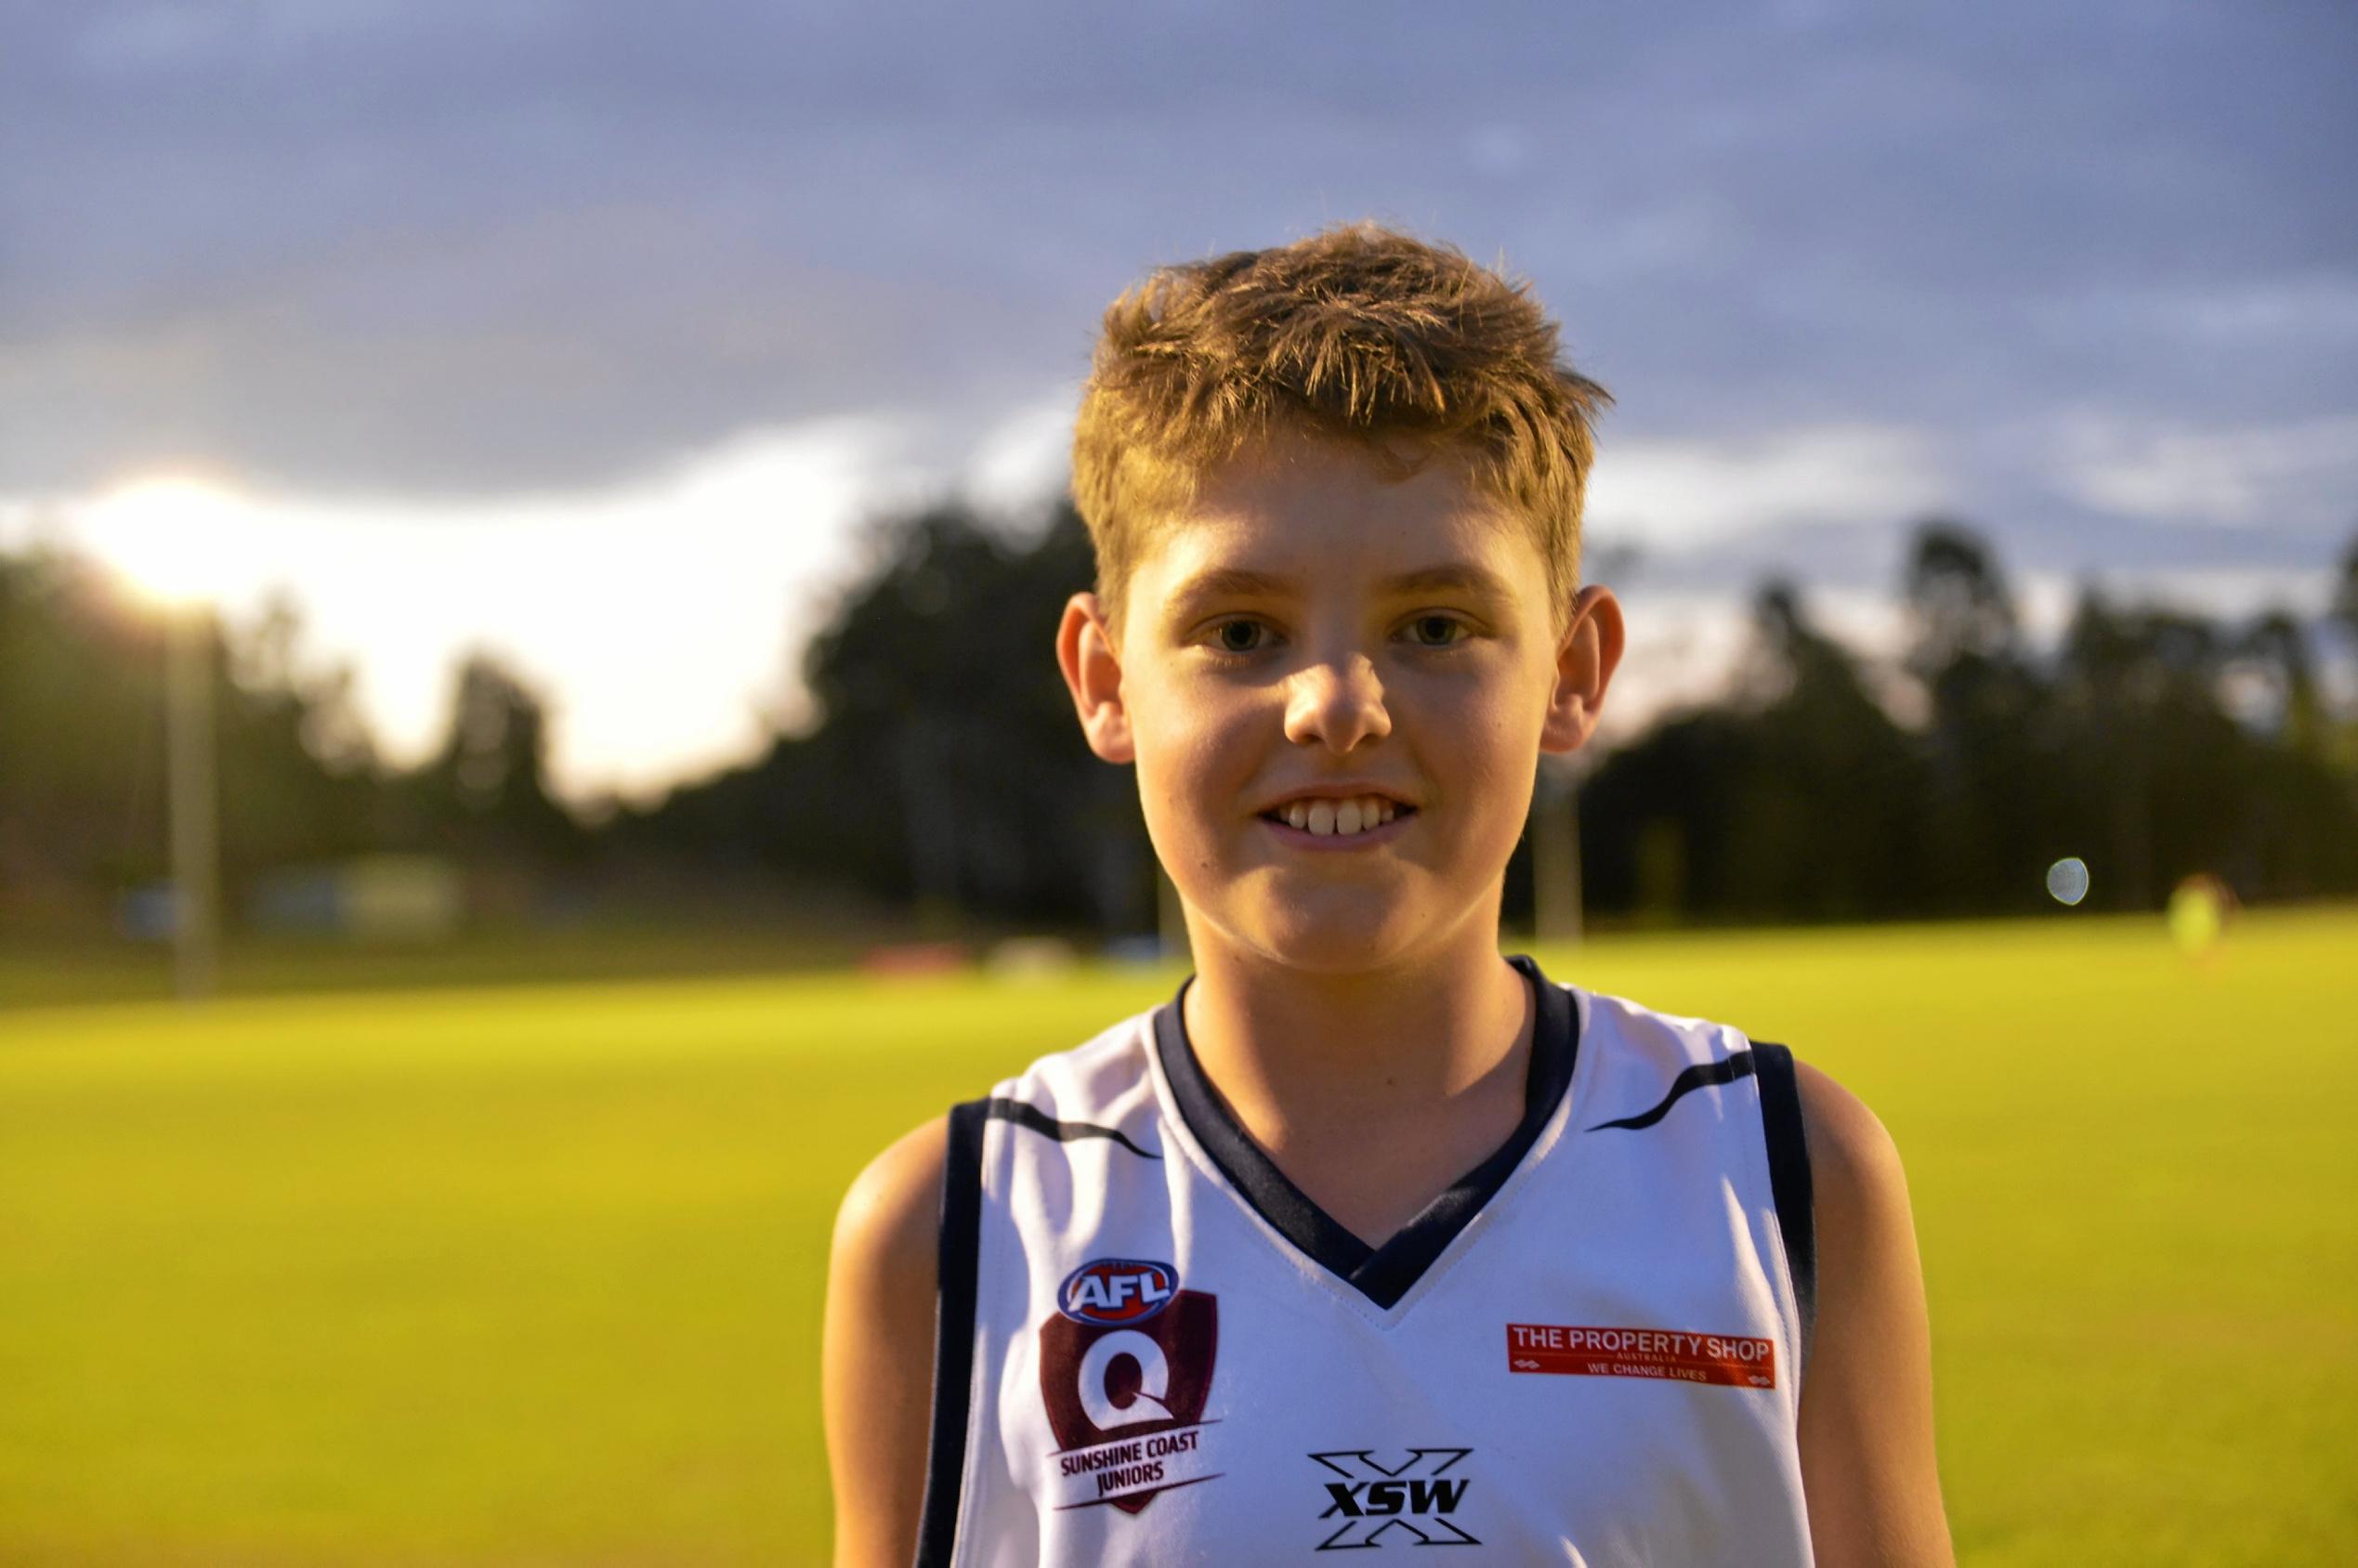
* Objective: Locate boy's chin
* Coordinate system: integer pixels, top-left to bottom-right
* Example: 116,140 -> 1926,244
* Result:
1226,900 -> 1441,975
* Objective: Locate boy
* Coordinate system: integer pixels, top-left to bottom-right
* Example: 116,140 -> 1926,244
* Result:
825,225 -> 1951,1565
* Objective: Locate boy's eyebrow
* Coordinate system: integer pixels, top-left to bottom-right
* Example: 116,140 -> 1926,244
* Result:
1162,562 -> 1514,618
1376,564 -> 1515,601
1164,568 -> 1294,613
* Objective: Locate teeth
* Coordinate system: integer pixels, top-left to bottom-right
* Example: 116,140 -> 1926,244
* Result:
1279,795 -> 1403,838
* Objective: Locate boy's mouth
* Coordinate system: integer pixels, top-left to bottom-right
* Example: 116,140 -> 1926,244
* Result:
1257,794 -> 1417,841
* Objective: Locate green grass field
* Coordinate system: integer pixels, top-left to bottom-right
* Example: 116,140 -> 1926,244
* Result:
3,910 -> 2353,1564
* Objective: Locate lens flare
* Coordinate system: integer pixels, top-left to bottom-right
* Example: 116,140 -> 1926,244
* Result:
2045,857 -> 2090,907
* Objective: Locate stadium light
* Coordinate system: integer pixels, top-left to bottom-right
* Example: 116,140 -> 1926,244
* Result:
86,476 -> 246,1000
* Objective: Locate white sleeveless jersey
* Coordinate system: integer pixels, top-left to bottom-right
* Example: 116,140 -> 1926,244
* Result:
913,956 -> 1817,1565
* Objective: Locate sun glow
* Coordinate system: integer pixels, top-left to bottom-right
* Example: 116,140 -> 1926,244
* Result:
38,420 -> 897,804
84,476 -> 257,608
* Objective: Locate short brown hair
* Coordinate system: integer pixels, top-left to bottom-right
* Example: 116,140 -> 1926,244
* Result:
1070,221 -> 1611,632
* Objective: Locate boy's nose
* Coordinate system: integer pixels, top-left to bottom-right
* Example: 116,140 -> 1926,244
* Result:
1282,654 -> 1393,754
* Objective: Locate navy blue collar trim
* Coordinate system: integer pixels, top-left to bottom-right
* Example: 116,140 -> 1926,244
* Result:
1153,954 -> 1580,1310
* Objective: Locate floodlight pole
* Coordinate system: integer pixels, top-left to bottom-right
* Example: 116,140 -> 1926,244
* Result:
164,602 -> 219,1000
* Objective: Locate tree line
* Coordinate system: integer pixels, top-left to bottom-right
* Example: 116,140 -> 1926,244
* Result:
4,504 -> 2353,936
1576,525 -> 2358,921
0,552 -> 590,929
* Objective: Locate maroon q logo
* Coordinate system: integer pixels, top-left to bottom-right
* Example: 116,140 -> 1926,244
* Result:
1039,1288 -> 1219,1514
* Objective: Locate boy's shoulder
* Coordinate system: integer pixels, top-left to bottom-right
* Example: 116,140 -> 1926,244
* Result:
836,1000 -> 1158,1229
826,1004 -> 1163,1328
831,1113 -> 949,1295
1577,989 -> 1898,1158
1579,984 -> 1892,1164
1584,988 -> 1913,1304
1579,984 -> 1758,1067
966,1000 -> 1171,1159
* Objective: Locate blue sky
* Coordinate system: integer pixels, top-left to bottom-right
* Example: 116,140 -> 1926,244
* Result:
5,1 -> 2352,800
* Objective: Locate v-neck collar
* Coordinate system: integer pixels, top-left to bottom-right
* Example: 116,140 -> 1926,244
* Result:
1151,953 -> 1581,1311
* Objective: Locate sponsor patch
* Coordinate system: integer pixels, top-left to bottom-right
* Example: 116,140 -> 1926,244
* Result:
1505,1322 -> 1776,1389
1309,1448 -> 1478,1549
1058,1258 -> 1179,1326
1040,1287 -> 1221,1512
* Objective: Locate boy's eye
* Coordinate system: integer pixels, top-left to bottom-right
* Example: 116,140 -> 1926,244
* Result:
1405,613 -> 1468,647
1212,620 -> 1270,654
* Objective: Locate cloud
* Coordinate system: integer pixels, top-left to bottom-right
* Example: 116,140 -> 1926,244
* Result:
963,392 -> 1080,528
72,0 -> 421,73
1597,581 -> 1918,741
1585,425 -> 1951,551
2078,275 -> 2358,348
6,0 -> 2351,498
2047,412 -> 2358,529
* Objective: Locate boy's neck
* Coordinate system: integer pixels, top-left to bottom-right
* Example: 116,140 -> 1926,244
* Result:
1177,915 -> 1535,1154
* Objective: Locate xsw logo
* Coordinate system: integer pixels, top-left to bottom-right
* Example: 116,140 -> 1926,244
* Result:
1308,1448 -> 1478,1549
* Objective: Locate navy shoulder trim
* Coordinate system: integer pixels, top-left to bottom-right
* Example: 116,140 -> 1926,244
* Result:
984,1095 -> 1160,1160
1588,1049 -> 1756,1131
1749,1042 -> 1817,1365
914,1099 -> 988,1567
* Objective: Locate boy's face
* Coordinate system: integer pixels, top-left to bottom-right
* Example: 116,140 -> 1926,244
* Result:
1058,435 -> 1623,975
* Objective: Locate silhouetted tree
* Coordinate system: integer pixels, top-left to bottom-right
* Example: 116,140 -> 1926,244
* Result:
1728,582 -> 1926,918
0,546 -> 170,900
1904,520 -> 2019,678
0,547 -> 435,924
2054,594 -> 2253,908
1901,522 -> 2052,909
2335,529 -> 2358,643
409,651 -> 586,867
629,502 -> 1146,930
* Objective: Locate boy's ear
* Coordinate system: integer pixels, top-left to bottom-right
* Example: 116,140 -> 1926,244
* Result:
1056,591 -> 1135,764
1539,584 -> 1625,754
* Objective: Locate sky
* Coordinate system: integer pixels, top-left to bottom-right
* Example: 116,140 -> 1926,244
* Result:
4,0 -> 2353,804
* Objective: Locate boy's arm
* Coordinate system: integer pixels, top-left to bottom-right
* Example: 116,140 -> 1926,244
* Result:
824,1116 -> 950,1568
1793,1063 -> 1956,1568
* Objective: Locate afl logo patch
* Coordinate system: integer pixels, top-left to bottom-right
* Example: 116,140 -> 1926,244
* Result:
1059,1258 -> 1179,1326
